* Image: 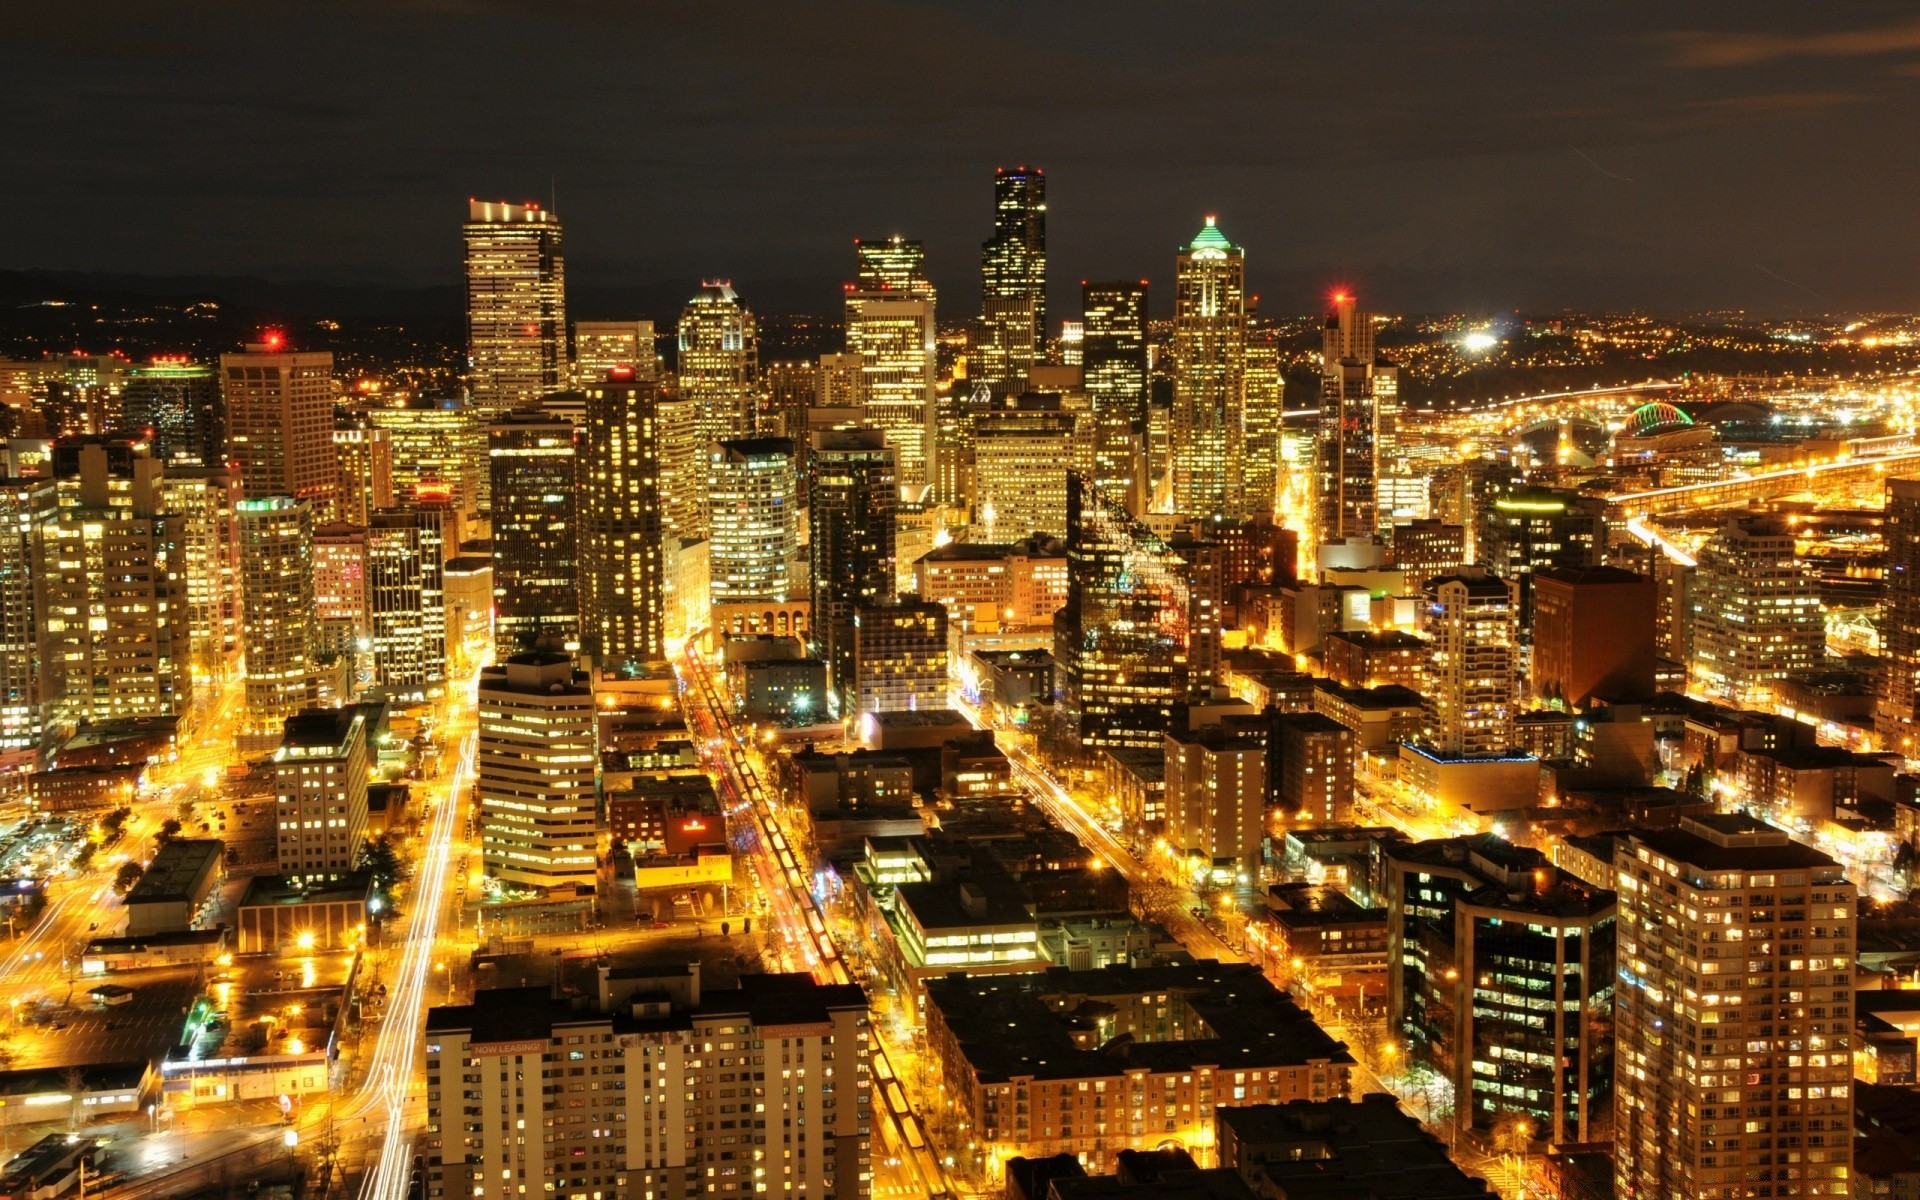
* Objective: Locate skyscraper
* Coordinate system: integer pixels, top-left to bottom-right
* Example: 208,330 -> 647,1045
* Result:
1171,217 -> 1247,519
760,358 -> 818,442
573,319 -> 656,383
1056,472 -> 1201,752
1882,478 -> 1920,754
331,423 -> 394,526
1613,815 -> 1856,1200
488,412 -> 579,656
809,429 -> 896,708
968,295 -> 1038,399
853,596 -> 948,715
477,652 -> 597,891
365,399 -> 485,519
220,340 -> 337,516
158,466 -> 245,681
854,235 -> 932,297
973,401 -> 1077,540
120,357 -> 222,466
0,478 -> 52,754
43,437 -> 192,728
578,369 -> 665,670
980,165 -> 1047,341
367,507 -> 448,697
237,496 -> 316,739
1241,302 -> 1284,522
272,706 -> 369,884
464,199 -> 566,409
708,437 -> 798,623
676,283 -> 758,443
1690,514 -> 1824,704
1420,569 -> 1516,756
1316,293 -> 1400,545
847,238 -> 936,499
1082,281 -> 1149,514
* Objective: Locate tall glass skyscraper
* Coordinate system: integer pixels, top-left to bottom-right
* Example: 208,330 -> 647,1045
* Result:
1171,217 -> 1248,519
488,412 -> 579,657
676,283 -> 758,444
1081,281 -> 1149,514
463,199 -> 567,410
981,165 -> 1047,338
1316,292 -> 1400,544
579,369 -> 665,671
808,429 -> 897,710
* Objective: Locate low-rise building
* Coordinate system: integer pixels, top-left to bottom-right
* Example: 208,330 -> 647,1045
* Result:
233,872 -> 374,955
606,773 -> 721,854
1216,1095 -> 1490,1200
1322,629 -> 1426,691
1257,884 -> 1388,1006
161,950 -> 356,1106
123,838 -> 223,936
1311,682 -> 1424,754
1396,744 -> 1540,814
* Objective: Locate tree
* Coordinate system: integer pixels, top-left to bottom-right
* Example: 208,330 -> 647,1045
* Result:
113,861 -> 145,895
156,818 -> 182,845
357,835 -> 406,889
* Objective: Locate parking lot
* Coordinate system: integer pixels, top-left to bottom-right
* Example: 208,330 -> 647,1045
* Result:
16,968 -> 200,1069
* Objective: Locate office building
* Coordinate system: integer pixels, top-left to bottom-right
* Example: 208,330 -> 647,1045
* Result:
1473,487 -> 1606,625
237,497 -> 316,735
365,400 -> 485,518
464,199 -> 566,409
677,283 -> 759,443
1322,629 -> 1426,691
1240,305 -> 1284,523
574,319 -> 656,383
845,290 -> 936,499
1390,518 -> 1466,584
272,706 -> 369,883
709,437 -> 798,625
120,357 -> 222,466
1532,566 -> 1656,705
158,466 -> 244,680
1171,218 -> 1248,519
852,596 -> 947,715
1163,723 -> 1266,884
423,974 -> 871,1200
1215,1095 -> 1491,1200
974,401 -> 1077,539
925,963 -> 1351,1176
579,370 -> 666,671
980,165 -> 1047,348
477,652 -> 597,891
761,358 -> 818,442
1316,293 -> 1399,545
971,295 -> 1039,400
0,479 -> 52,752
489,412 -> 579,655
817,352 -> 867,410
1056,473 -> 1212,753
220,341 -> 337,515
332,423 -> 395,526
367,507 -> 448,696
1420,570 -> 1515,756
854,234 -> 932,297
655,383 -> 706,541
1614,815 -> 1856,1200
313,522 -> 368,672
1082,282 -> 1149,514
1883,478 -> 1920,754
809,429 -> 897,707
1690,514 -> 1824,704
914,537 -> 1069,636
43,437 -> 191,727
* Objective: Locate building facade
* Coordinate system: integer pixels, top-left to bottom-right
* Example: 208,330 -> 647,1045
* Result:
464,199 -> 567,409
272,706 -> 369,882
579,371 -> 667,671
477,652 -> 598,891
1171,218 -> 1247,520
488,412 -> 579,656
220,342 -> 337,515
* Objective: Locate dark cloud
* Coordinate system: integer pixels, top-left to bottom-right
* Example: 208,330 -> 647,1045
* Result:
4,1 -> 1919,316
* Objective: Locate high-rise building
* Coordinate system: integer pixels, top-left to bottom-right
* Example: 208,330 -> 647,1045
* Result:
709,437 -> 798,617
1532,566 -> 1656,706
464,199 -> 566,409
1690,514 -> 1824,704
367,508 -> 448,697
573,319 -> 656,384
365,400 -> 485,518
0,478 -> 52,753
656,383 -> 706,542
120,357 -> 222,466
980,164 -> 1047,340
156,467 -> 243,683
1614,815 -> 1856,1200
969,295 -> 1038,400
761,358 -> 818,442
1881,478 -> 1920,754
852,596 -> 947,715
237,496 -> 316,738
1316,293 -> 1400,545
272,706 -> 369,883
845,291 -> 936,500
817,352 -> 867,410
220,341 -> 337,516
973,401 -> 1077,540
332,423 -> 395,526
809,429 -> 897,708
1390,518 -> 1466,584
312,522 -> 368,678
854,235 -> 932,297
1420,569 -> 1515,756
1082,282 -> 1149,514
43,437 -> 192,728
677,283 -> 759,443
488,412 -> 579,656
423,975 -> 872,1200
477,651 -> 597,891
1171,217 -> 1248,519
1271,712 -> 1356,823
1163,723 -> 1266,883
579,370 -> 666,671
1474,486 -> 1607,626
1241,303 -> 1284,522
1056,473 -> 1210,752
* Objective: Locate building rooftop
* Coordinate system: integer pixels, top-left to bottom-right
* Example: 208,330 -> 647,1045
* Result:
1314,681 -> 1425,711
1266,884 -> 1385,927
1217,1094 -> 1490,1200
125,839 -> 223,906
925,962 -> 1352,1084
1533,564 -> 1648,587
1385,833 -> 1547,879
427,973 -> 868,1040
1631,815 -> 1841,872
237,872 -> 375,910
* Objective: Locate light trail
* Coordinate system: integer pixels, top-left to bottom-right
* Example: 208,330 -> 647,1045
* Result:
1625,516 -> 1696,567
352,727 -> 475,1200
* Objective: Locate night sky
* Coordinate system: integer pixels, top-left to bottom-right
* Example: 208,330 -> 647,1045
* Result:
10,2 -> 1920,318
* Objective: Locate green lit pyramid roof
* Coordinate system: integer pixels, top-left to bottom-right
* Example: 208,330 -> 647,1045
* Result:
1188,216 -> 1235,253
